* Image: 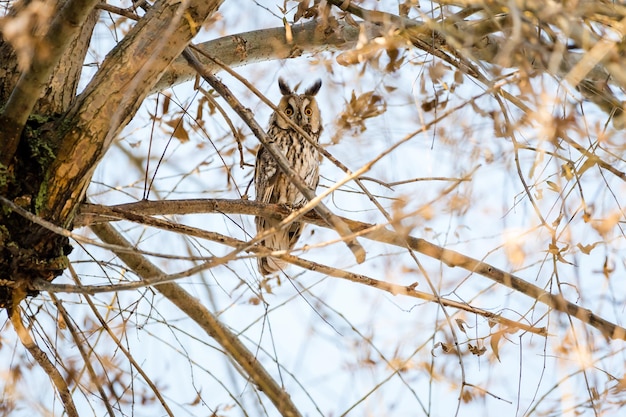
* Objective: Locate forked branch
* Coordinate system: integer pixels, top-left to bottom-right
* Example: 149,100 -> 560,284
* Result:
0,0 -> 100,167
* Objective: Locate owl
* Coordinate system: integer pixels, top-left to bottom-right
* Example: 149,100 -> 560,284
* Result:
255,77 -> 323,275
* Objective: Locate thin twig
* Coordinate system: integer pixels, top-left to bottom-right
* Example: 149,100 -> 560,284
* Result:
50,293 -> 117,417
38,208 -> 547,336
66,263 -> 175,416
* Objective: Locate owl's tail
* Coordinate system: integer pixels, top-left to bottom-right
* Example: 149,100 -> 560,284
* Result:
256,218 -> 303,275
257,256 -> 286,276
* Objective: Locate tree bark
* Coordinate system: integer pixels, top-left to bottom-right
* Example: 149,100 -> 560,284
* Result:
0,0 -> 101,167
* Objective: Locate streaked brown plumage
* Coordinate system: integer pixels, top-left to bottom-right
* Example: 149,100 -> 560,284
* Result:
255,78 -> 322,275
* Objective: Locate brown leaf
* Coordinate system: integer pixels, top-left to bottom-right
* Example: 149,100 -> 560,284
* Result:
162,93 -> 171,114
490,331 -> 504,362
294,0 -> 309,21
468,343 -> 486,356
561,161 -> 575,180
431,341 -> 456,356
546,180 -> 560,193
455,318 -> 468,334
591,211 -> 621,237
399,1 -> 411,17
166,116 -> 190,143
336,91 -> 386,134
454,70 -> 464,84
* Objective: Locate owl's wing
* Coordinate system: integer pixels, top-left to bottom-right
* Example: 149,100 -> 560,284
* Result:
255,146 -> 279,203
255,145 -> 288,275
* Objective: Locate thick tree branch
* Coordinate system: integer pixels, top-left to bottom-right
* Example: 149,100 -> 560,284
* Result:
37,4 -> 101,115
39,0 -> 223,226
89,222 -> 304,417
153,20 -> 364,92
0,0 -> 100,167
76,199 -> 626,341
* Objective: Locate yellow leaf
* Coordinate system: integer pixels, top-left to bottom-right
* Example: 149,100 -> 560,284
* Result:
578,155 -> 599,176
577,242 -> 599,255
561,161 -> 575,180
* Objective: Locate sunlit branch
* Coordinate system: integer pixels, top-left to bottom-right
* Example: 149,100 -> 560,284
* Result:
76,199 -> 626,341
95,2 -> 143,20
153,20 -> 365,92
36,206 -> 546,336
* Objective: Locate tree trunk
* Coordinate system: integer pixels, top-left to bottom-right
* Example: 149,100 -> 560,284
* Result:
0,0 -> 223,308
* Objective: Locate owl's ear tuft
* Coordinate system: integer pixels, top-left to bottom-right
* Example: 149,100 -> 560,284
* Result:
278,78 -> 292,95
305,79 -> 322,96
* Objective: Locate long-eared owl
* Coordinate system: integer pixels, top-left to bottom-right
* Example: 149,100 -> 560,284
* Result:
255,78 -> 323,275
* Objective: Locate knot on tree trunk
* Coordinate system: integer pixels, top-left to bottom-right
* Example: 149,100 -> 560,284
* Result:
0,115 -> 73,310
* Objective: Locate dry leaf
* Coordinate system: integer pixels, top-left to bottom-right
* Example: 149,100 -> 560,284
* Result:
490,331 -> 504,362
166,116 -> 190,142
577,242 -> 599,255
456,318 -> 468,334
468,343 -> 487,356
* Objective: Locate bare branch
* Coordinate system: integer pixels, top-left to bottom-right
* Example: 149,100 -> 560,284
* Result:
89,222 -> 304,417
37,245 -> 548,337
76,199 -> 626,341
65,263 -> 175,416
43,204 -> 547,336
10,306 -> 78,417
50,292 -> 117,417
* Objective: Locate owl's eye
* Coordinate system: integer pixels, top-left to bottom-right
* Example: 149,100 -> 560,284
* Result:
284,107 -> 294,116
304,107 -> 313,116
